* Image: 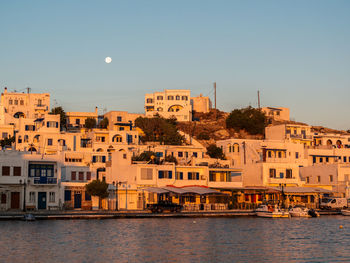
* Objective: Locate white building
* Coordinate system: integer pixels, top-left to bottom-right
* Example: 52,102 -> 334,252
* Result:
145,89 -> 192,121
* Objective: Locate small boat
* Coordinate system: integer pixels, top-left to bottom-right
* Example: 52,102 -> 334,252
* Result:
341,209 -> 350,216
22,214 -> 36,221
255,204 -> 290,218
289,206 -> 319,217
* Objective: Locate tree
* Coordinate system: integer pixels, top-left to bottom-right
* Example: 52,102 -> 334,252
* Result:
132,151 -> 159,164
85,118 -> 97,129
135,116 -> 184,145
226,106 -> 267,135
50,106 -> 67,130
163,155 -> 178,164
0,136 -> 15,149
85,179 -> 109,209
206,144 -> 225,159
99,117 -> 109,129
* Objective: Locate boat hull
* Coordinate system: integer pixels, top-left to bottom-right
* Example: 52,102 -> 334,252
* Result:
256,211 -> 290,218
341,209 -> 350,216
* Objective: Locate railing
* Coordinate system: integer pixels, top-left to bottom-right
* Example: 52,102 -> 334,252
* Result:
33,177 -> 57,184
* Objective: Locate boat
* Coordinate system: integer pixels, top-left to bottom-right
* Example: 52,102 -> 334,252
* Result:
255,204 -> 290,218
341,209 -> 350,216
22,214 -> 36,221
289,206 -> 319,217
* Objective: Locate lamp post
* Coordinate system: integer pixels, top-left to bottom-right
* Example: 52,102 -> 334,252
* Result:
279,183 -> 286,209
20,179 -> 27,212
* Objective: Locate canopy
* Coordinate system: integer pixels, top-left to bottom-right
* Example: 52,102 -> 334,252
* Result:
144,186 -> 226,195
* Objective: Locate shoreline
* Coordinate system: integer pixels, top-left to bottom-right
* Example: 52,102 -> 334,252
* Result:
0,209 -> 341,220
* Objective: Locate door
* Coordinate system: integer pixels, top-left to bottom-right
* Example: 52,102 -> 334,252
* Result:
38,192 -> 47,210
74,192 -> 82,209
10,192 -> 20,209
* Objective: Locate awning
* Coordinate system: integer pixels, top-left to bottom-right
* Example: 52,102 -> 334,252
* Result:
144,187 -> 170,194
270,186 -> 332,194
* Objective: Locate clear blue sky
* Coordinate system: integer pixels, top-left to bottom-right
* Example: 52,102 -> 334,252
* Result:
1,1 -> 350,130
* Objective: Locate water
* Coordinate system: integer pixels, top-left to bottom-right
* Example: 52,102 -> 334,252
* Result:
1,216 -> 350,263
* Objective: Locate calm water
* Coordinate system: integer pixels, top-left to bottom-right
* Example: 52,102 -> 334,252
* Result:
1,216 -> 350,263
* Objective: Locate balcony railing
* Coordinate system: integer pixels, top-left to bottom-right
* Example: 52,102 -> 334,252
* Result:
33,177 -> 57,184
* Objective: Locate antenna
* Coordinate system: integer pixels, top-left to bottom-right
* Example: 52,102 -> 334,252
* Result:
27,87 -> 31,94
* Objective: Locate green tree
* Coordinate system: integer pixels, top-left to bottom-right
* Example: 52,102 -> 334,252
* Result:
132,151 -> 159,164
226,106 -> 267,135
0,136 -> 15,149
206,144 -> 225,159
135,116 -> 184,145
85,117 -> 97,129
50,106 -> 67,130
99,117 -> 109,129
85,179 -> 109,209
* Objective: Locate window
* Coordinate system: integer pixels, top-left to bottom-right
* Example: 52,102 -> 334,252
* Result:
313,156 -> 316,163
286,169 -> 292,179
96,136 -> 105,142
1,194 -> 6,204
176,172 -> 183,180
123,154 -> 127,159
141,168 -> 153,180
64,190 -> 71,201
13,167 -> 21,176
188,172 -> 200,180
47,121 -> 58,128
76,119 -> 80,125
306,177 -> 310,183
9,99 -> 12,105
38,99 -> 42,106
20,100 -> 24,105
146,98 -> 153,103
156,96 -> 163,100
278,152 -> 282,158
317,176 -> 321,183
79,172 -> 84,181
86,172 -> 91,181
117,116 -> 122,122
269,168 -> 276,178
295,152 -> 299,159
2,166 -> 10,176
167,96 -> 174,100
344,157 -> 347,163
14,100 -> 18,105
193,152 -> 198,158
47,139 -> 53,146
71,171 -> 76,181
319,157 -> 323,163
329,175 -> 333,182
182,96 -> 188,101
268,151 -> 272,158
2,132 -> 8,139
158,170 -> 172,179
176,95 -> 180,100
85,192 -> 91,201
178,152 -> 183,158
49,192 -> 55,203
279,172 -> 284,178
92,156 -> 106,163
326,157 -> 329,162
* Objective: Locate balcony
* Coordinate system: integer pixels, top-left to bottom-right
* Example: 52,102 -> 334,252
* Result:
33,177 -> 57,184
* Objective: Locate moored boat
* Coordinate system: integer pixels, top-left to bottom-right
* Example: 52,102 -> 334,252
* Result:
255,204 -> 290,218
289,206 -> 319,217
341,209 -> 350,216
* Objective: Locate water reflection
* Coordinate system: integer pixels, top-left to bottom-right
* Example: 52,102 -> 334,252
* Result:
0,216 -> 350,262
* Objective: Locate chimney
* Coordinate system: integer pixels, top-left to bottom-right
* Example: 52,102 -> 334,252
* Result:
4,87 -> 7,94
95,106 -> 98,115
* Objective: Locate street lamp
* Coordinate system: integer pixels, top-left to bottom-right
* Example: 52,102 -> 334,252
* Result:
19,179 -> 27,212
279,183 -> 286,208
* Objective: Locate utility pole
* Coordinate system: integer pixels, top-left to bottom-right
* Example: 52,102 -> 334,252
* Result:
257,90 -> 261,110
214,82 -> 217,110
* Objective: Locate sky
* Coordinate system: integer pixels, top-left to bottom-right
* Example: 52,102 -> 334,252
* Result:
1,1 -> 350,130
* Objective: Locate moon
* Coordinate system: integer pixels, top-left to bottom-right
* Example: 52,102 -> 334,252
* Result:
105,57 -> 112,64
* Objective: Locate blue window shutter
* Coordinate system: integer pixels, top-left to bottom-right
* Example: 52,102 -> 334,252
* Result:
169,171 -> 172,179
92,156 -> 97,163
56,122 -> 58,128
180,172 -> 183,180
64,190 -> 71,201
25,125 -> 28,131
46,122 -> 49,127
102,156 -> 106,163
196,173 -> 199,180
158,171 -> 164,179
